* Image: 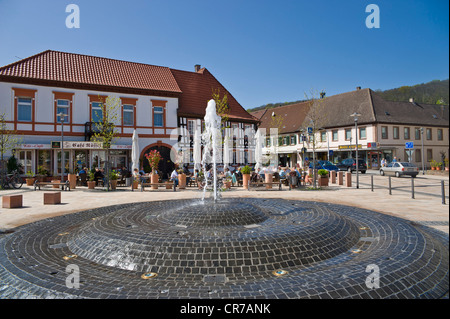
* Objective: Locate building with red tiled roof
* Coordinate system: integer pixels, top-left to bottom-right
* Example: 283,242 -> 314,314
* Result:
0,50 -> 258,178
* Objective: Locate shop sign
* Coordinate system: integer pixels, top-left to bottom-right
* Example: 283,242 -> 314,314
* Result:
338,144 -> 362,150
111,145 -> 132,150
367,142 -> 377,149
19,144 -> 51,149
52,141 -> 103,149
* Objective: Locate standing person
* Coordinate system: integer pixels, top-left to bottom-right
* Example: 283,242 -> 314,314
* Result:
381,158 -> 386,167
170,168 -> 179,187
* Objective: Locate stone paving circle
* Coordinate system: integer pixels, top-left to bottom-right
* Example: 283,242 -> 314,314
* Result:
0,197 -> 448,299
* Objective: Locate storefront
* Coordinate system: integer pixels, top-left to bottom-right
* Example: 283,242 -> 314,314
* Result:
16,142 -> 132,177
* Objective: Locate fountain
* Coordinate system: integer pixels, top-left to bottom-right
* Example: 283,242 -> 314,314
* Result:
0,100 -> 448,300
201,99 -> 222,201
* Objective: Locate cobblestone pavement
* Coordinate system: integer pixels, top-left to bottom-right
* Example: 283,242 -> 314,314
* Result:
0,197 -> 448,299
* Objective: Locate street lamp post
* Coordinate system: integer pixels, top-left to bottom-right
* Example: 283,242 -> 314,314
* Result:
420,127 -> 425,175
350,112 -> 361,189
58,112 -> 68,184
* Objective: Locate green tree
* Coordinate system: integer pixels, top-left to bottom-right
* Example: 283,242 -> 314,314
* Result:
0,113 -> 22,173
91,95 -> 121,191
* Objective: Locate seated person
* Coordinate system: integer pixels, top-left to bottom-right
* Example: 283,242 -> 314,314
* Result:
93,168 -> 104,186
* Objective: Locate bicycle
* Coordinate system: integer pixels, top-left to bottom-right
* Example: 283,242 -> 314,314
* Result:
0,170 -> 23,189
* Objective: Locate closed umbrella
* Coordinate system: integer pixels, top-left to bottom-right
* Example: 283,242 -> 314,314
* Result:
255,129 -> 262,170
131,129 -> 140,173
223,135 -> 230,170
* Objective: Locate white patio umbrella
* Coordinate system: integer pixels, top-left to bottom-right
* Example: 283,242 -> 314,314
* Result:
131,129 -> 140,173
254,129 -> 262,170
193,128 -> 202,171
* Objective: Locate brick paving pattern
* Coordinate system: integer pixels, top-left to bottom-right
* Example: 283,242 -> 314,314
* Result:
0,198 -> 448,299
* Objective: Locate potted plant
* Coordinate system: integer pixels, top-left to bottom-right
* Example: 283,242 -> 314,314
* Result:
318,169 -> 329,187
241,165 -> 251,189
37,165 -> 48,182
430,159 -> 437,170
445,158 -> 449,171
87,171 -> 96,189
145,150 -> 161,189
25,171 -> 35,186
178,168 -> 186,189
436,162 -> 443,171
224,176 -> 232,190
109,170 -> 119,190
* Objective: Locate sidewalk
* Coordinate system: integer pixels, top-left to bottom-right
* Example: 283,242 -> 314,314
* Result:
0,174 -> 448,234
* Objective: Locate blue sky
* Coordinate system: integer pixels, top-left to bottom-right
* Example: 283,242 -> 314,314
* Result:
0,0 -> 448,109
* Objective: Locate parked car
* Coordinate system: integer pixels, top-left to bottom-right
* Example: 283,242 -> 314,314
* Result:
336,158 -> 367,173
309,160 -> 339,172
379,162 -> 419,178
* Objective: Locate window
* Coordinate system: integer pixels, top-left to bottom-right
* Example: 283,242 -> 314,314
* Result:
283,136 -> 289,146
153,106 -> 164,127
393,126 -> 399,139
427,149 -> 433,162
266,137 -> 271,147
187,120 -> 195,136
91,102 -> 103,122
332,130 -> 338,141
17,98 -> 32,122
345,129 -> 352,141
415,128 -> 421,140
404,127 -> 410,140
17,150 -> 32,175
415,149 -> 421,163
320,132 -> 327,142
56,99 -> 70,123
437,129 -> 443,141
290,135 -> 296,145
426,128 -> 432,140
359,127 -> 366,139
123,105 -> 134,126
381,126 -> 388,139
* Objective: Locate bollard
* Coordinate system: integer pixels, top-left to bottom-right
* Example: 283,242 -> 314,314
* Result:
345,172 -> 352,187
411,177 -> 415,199
371,174 -> 374,192
442,180 -> 446,205
388,176 -> 392,195
331,171 -> 336,184
338,171 -> 344,185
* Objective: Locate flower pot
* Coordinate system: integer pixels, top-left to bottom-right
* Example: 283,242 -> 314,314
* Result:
318,176 -> 329,187
225,181 -> 232,189
68,174 -> 77,189
431,167 -> 436,170
110,179 -> 117,190
242,174 -> 250,189
51,180 -> 60,188
151,173 -> 159,189
165,181 -> 172,189
132,180 -> 139,190
179,173 -> 186,189
436,167 -> 441,171
265,173 -> 273,189
26,178 -> 35,186
445,167 -> 449,171
87,181 -> 96,189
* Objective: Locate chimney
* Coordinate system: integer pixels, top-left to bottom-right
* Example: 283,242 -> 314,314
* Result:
356,86 -> 361,90
194,64 -> 201,72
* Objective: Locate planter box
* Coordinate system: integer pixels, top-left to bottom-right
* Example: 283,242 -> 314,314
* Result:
110,180 -> 117,190
165,181 -> 172,189
151,173 -> 159,189
87,181 -> 96,189
51,180 -> 61,189
179,173 -> 186,189
318,176 -> 329,187
26,178 -> 35,186
242,174 -> 250,189
68,174 -> 77,189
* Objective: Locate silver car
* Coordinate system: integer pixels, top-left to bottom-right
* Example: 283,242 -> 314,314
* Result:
379,162 -> 419,178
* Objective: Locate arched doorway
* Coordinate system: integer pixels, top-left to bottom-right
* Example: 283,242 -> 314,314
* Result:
141,144 -> 175,180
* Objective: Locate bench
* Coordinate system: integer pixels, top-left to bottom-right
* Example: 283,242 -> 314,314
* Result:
34,180 -> 70,191
249,181 -> 282,190
141,182 -> 176,192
